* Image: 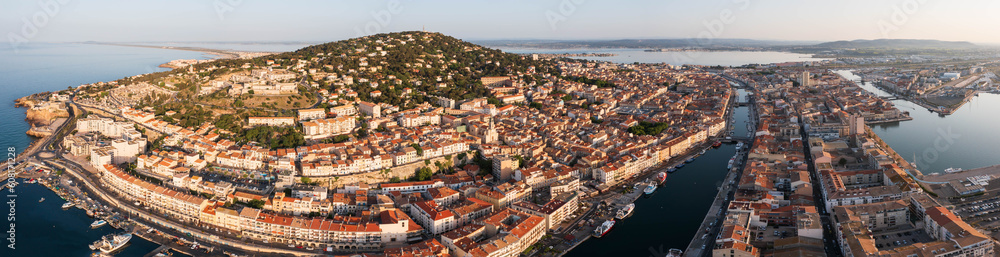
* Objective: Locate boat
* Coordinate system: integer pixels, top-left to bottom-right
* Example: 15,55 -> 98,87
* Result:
39,197 -> 45,203
666,248 -> 684,257
699,149 -> 707,155
27,178 -> 36,184
684,158 -> 694,163
676,163 -> 685,168
728,159 -> 735,169
62,202 -> 74,209
593,220 -> 615,238
944,167 -> 963,174
643,183 -> 656,195
90,220 -> 107,229
667,167 -> 678,173
655,172 -> 667,184
99,233 -> 132,253
615,203 -> 635,220
712,141 -> 722,147
736,142 -> 744,149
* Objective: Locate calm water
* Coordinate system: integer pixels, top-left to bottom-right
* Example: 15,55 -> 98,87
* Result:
10,180 -> 163,257
499,48 -> 827,66
837,70 -> 1000,175
129,42 -> 314,52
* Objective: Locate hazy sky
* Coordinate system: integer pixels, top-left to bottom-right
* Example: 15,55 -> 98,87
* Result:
4,0 -> 1000,44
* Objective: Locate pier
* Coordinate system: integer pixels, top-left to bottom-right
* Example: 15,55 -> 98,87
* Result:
142,245 -> 172,257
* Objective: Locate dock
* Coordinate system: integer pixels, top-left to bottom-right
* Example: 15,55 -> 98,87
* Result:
143,245 -> 172,257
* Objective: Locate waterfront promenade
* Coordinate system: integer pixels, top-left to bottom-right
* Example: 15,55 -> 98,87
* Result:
46,152 -> 318,256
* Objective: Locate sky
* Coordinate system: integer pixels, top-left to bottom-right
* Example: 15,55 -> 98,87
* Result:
4,0 -> 1000,44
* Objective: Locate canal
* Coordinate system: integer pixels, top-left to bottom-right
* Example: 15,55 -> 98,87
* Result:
564,89 -> 752,257
836,70 -> 1000,176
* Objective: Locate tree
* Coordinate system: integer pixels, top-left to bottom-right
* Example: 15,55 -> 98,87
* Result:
838,158 -> 848,166
412,143 -> 424,156
301,177 -> 312,184
413,167 -> 433,181
389,176 -> 401,183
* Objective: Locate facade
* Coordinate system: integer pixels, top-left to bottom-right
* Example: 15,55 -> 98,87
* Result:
248,117 -> 296,127
298,108 -> 327,121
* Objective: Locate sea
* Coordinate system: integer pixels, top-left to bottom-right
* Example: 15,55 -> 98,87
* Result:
498,47 -> 827,66
3,43 -> 999,257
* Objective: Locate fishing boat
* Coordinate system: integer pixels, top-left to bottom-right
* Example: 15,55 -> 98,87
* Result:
655,172 -> 667,184
90,220 -> 107,229
99,233 -> 132,253
593,220 -> 615,238
615,203 -> 635,220
712,141 -> 722,147
643,182 -> 656,195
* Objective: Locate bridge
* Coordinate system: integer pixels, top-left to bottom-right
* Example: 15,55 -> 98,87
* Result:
718,136 -> 751,143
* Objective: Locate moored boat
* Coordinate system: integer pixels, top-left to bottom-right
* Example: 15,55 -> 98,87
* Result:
99,233 -> 132,253
666,248 -> 683,257
62,202 -> 74,209
615,203 -> 635,220
655,172 -> 667,184
667,167 -> 677,173
593,220 -> 615,238
643,182 -> 656,195
90,220 -> 107,229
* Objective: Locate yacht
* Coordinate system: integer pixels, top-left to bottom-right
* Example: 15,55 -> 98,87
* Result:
62,202 -> 74,209
90,220 -> 107,229
944,167 -> 963,174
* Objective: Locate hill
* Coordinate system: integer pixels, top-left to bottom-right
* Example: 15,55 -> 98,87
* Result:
118,31 -> 561,108
812,39 -> 977,49
204,31 -> 560,105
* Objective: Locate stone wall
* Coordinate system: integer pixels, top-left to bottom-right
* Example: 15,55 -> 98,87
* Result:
314,154 -> 472,188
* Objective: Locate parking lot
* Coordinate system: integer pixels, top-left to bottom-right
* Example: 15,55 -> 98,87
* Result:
948,188 -> 1000,233
871,227 -> 933,250
752,226 -> 797,245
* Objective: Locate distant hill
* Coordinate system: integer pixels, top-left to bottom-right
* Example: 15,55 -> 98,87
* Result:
812,39 -> 977,49
476,38 -> 815,49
